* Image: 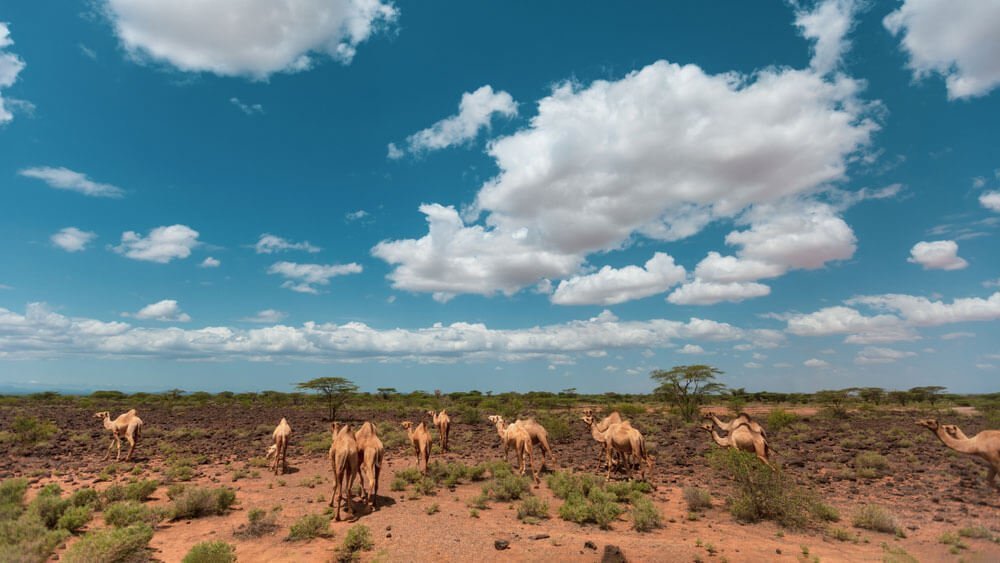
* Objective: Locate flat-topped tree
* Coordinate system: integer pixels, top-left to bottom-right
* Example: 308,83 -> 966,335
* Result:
377,388 -> 397,400
297,377 -> 358,421
909,386 -> 946,406
650,365 -> 725,422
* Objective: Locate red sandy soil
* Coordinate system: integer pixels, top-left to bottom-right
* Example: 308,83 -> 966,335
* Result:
5,402 -> 1000,562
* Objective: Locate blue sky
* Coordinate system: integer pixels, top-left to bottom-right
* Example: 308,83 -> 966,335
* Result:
1,0 -> 998,394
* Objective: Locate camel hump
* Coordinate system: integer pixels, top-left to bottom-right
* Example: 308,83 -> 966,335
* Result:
126,409 -> 138,416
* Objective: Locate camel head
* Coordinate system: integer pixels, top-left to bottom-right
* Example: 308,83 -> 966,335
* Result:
582,408 -> 594,417
916,418 -> 939,431
330,422 -> 342,435
942,424 -> 964,439
736,412 -> 754,422
401,421 -> 413,431
93,411 -> 110,420
580,414 -> 595,427
699,423 -> 714,432
486,415 -> 502,425
265,444 -> 277,460
425,410 -> 435,418
701,412 -> 715,421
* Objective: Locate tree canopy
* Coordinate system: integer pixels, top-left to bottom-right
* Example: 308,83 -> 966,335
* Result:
297,377 -> 358,421
650,365 -> 725,421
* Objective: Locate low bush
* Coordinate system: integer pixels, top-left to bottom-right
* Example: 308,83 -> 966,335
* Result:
56,505 -> 93,533
8,416 -> 57,447
28,489 -> 70,529
854,452 -> 889,479
630,496 -> 662,532
536,415 -> 572,441
62,523 -> 153,563
236,507 -> 280,538
301,432 -> 332,455
766,409 -> 799,433
170,487 -> 236,520
104,479 -> 159,504
517,496 -> 549,523
852,504 -> 900,535
335,524 -> 374,562
683,487 -> 713,512
481,469 -> 531,502
69,488 -> 100,509
104,501 -> 164,528
182,540 -> 237,563
287,513 -> 331,541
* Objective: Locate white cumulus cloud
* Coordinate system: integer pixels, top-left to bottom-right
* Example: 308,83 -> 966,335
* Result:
199,257 -> 221,268
391,85 -> 517,157
980,191 -> 1000,212
907,240 -> 968,270
551,252 -> 686,305
254,234 -> 321,254
884,0 -> 1000,99
19,166 -> 124,198
804,358 -> 830,368
854,346 -> 916,365
113,225 -> 200,263
101,0 -> 398,78
678,344 -> 705,354
0,22 -> 27,125
51,227 -> 97,252
794,0 -> 860,75
241,309 -> 287,323
667,280 -> 771,306
268,261 -> 362,294
130,299 -> 191,322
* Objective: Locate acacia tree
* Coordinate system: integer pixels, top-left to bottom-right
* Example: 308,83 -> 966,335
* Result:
650,365 -> 725,421
297,377 -> 358,421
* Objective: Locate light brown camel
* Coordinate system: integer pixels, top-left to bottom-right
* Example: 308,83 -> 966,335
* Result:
704,412 -> 768,439
488,415 -> 555,469
917,419 -> 1000,488
401,421 -> 431,474
582,414 -> 653,481
94,409 -> 143,461
426,410 -> 451,452
354,421 -> 384,509
328,422 -> 359,521
265,417 -> 292,475
582,409 -> 625,464
488,416 -> 539,484
700,422 -> 774,470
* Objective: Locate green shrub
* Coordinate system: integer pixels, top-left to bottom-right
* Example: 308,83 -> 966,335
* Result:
605,480 -> 652,502
482,471 -> 531,502
236,507 -> 280,538
395,467 -> 422,484
301,432 -> 332,455
958,526 -> 994,540
424,503 -> 439,515
62,523 -> 153,563
104,501 -> 163,528
342,524 -> 373,552
631,496 -> 662,532
709,449 -> 828,529
69,488 -> 100,509
105,479 -> 158,503
0,478 -> 28,508
683,487 -> 712,512
517,496 -> 549,522
536,415 -> 571,441
852,504 -> 899,535
287,513 -> 331,541
587,487 -> 623,529
170,487 -> 236,520
546,471 -> 602,500
766,409 -> 798,433
182,541 -> 237,563
8,416 -> 57,446
27,491 -> 70,529
389,477 -> 407,492
854,452 -> 888,478
0,516 -> 70,563
56,505 -> 93,533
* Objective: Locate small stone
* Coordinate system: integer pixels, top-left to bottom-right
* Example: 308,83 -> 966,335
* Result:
585,541 -> 598,550
529,534 -> 550,540
385,525 -> 392,531
386,532 -> 392,538
494,540 -> 510,550
776,549 -> 782,555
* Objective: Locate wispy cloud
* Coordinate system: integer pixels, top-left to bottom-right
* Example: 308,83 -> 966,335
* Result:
19,167 -> 125,198
254,234 -> 320,254
230,97 -> 263,115
267,261 -> 363,293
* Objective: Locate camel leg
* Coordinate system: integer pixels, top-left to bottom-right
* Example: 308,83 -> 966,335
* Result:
104,437 -> 116,461
114,435 -> 122,461
605,444 -> 613,480
526,445 -> 539,486
372,462 -> 381,509
125,433 -> 136,462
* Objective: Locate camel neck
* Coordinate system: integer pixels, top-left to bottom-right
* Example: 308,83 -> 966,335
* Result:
590,422 -> 606,443
933,427 -> 978,454
710,428 -> 728,447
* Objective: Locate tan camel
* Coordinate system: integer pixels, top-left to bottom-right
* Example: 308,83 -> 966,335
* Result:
582,409 -> 625,464
94,409 -> 143,461
704,412 -> 768,439
328,423 -> 359,521
700,422 -> 774,470
401,421 -> 431,474
265,417 -> 292,475
917,419 -> 1000,488
426,410 -> 451,452
582,415 -> 653,480
488,416 -> 539,484
488,415 -> 555,469
354,422 -> 384,509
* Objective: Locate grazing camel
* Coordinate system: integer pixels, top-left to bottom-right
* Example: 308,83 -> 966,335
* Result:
916,419 -> 1000,489
582,415 -> 653,481
426,410 -> 451,452
704,412 -> 768,439
94,409 -> 143,462
265,417 -> 292,475
488,415 -> 555,469
354,422 -> 384,509
401,421 -> 431,474
582,409 -> 625,464
328,423 -> 359,521
488,416 -> 539,484
700,422 -> 774,470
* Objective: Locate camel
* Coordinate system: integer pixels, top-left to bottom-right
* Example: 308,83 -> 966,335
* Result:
582,415 -> 653,481
94,409 -> 143,462
328,423 -> 359,521
487,415 -> 555,469
704,412 -> 768,439
582,409 -> 626,464
426,410 -> 451,452
916,419 -> 1000,489
700,422 -> 774,470
265,417 -> 291,475
488,416 -> 539,484
354,422 -> 384,509
401,421 -> 431,474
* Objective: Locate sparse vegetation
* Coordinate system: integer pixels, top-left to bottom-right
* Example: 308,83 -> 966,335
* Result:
169,487 -> 236,520
852,504 -> 900,535
236,507 -> 280,538
287,513 -> 332,541
336,524 -> 374,562
683,487 -> 713,512
182,541 -> 237,563
766,409 -> 799,433
104,501 -> 164,528
62,523 -> 153,563
517,496 -> 549,523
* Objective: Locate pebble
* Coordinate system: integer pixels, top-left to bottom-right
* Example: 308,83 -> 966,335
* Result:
494,540 -> 510,550
584,540 -> 597,550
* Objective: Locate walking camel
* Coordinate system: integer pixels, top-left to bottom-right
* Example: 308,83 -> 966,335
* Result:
328,422 -> 359,521
703,412 -> 768,438
917,419 -> 1000,489
487,415 -> 555,469
488,416 -> 539,484
354,422 -> 384,509
581,414 -> 653,481
401,421 -> 431,474
700,422 -> 774,470
426,410 -> 451,452
94,409 -> 143,462
265,417 -> 291,475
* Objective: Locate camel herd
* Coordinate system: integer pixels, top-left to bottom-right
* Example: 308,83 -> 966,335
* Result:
87,406 -> 1000,522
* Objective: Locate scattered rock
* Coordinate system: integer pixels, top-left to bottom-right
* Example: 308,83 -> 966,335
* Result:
601,545 -> 626,563
529,534 -> 550,540
386,532 -> 392,538
494,540 -> 509,551
385,525 -> 392,531
584,541 -> 597,550
776,549 -> 782,555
